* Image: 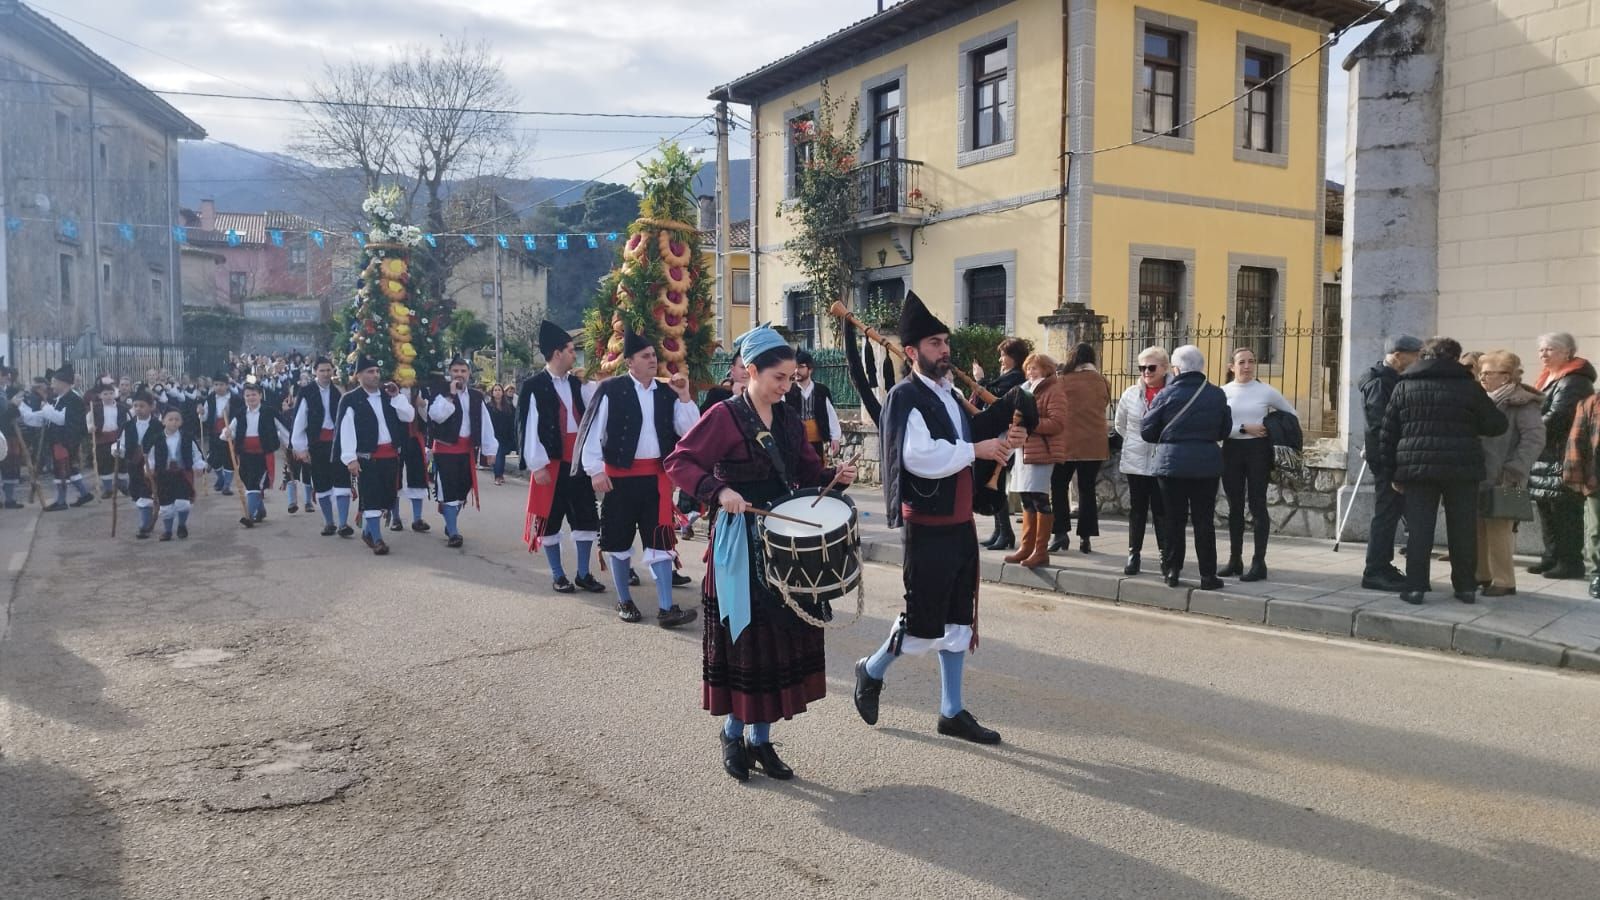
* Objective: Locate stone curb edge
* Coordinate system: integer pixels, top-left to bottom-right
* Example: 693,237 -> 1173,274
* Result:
860,538 -> 1599,674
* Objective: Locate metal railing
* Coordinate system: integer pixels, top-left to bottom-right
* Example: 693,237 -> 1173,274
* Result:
8,337 -> 211,383
704,349 -> 862,410
1097,313 -> 1342,438
853,158 -> 924,217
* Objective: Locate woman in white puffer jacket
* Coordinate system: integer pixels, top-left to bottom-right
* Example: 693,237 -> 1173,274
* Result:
1113,346 -> 1170,575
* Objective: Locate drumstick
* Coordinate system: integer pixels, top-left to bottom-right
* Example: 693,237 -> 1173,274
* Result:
748,507 -> 821,529
812,453 -> 861,507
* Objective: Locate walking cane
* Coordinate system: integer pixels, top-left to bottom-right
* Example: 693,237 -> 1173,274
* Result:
110,450 -> 120,537
1332,457 -> 1368,552
225,432 -> 254,528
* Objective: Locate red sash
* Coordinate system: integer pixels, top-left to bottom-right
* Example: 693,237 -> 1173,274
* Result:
370,442 -> 398,460
432,436 -> 472,455
242,436 -> 263,453
318,428 -> 335,443
523,431 -> 581,551
96,429 -> 120,446
604,458 -> 676,556
903,469 -> 980,649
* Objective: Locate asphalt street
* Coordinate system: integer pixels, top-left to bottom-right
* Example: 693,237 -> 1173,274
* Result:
2,482 -> 1599,899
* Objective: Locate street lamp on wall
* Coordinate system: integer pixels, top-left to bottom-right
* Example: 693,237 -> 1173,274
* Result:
877,249 -> 888,267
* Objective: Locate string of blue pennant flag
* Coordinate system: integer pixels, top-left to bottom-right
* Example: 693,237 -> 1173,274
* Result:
2,214 -> 632,252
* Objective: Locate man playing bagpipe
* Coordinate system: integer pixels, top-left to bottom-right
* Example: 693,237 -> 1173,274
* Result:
426,356 -> 498,549
522,320 -> 605,595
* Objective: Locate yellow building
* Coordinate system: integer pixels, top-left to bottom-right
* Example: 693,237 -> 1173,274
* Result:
711,0 -> 1376,407
703,219 -> 754,344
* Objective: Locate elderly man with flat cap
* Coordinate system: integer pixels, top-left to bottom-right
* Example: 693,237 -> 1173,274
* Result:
1358,334 -> 1423,591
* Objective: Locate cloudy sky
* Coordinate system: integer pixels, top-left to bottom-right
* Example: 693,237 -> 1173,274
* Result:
35,0 -> 1373,184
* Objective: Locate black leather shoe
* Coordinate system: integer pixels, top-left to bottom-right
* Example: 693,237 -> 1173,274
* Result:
446,534 -> 464,548
1165,571 -> 1182,588
853,658 -> 883,726
937,710 -> 1001,745
411,520 -> 431,532
748,741 -> 794,780
1080,538 -> 1092,554
1047,534 -> 1069,553
617,601 -> 643,623
1361,574 -> 1408,592
287,504 -> 299,514
553,576 -> 576,594
628,571 -> 641,587
176,525 -> 188,540
220,488 -> 234,496
338,525 -> 355,538
321,524 -> 338,536
42,502 -> 68,512
239,516 -> 255,528
1454,590 -> 1477,604
574,573 -> 607,594
159,532 -> 172,541
1124,551 -> 1141,576
136,528 -> 151,540
1526,560 -> 1554,575
389,518 -> 404,532
372,540 -> 390,556
1399,590 -> 1425,605
672,572 -> 693,588
657,605 -> 698,629
1541,561 -> 1586,580
71,493 -> 95,507
1198,577 -> 1225,591
362,532 -> 375,548
1240,560 -> 1267,582
1218,558 -> 1244,578
720,729 -> 749,782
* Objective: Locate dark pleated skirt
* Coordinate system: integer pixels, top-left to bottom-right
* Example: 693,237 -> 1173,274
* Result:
700,519 -> 827,724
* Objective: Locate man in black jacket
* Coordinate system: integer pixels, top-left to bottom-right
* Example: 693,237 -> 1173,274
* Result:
1357,334 -> 1421,590
1379,337 -> 1508,604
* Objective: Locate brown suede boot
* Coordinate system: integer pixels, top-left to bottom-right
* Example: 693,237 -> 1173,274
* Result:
1021,513 -> 1055,568
1004,510 -> 1037,564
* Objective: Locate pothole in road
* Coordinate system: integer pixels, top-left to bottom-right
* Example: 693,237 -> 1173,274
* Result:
131,726 -> 369,814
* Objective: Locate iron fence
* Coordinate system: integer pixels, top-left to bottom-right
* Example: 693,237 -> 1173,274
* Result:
8,336 -> 212,384
705,349 -> 862,410
1098,313 -> 1342,438
853,158 -> 924,217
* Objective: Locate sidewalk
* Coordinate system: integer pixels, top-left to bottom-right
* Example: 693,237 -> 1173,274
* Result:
846,502 -> 1600,673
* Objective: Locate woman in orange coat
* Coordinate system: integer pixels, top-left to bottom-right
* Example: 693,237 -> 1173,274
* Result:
1047,343 -> 1114,554
1005,353 -> 1068,567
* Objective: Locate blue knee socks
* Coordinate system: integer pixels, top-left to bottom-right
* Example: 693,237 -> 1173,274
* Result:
723,715 -> 743,740
1,480 -> 15,504
72,476 -> 91,499
176,508 -> 189,529
248,492 -> 263,517
544,544 -> 567,580
649,559 -> 673,611
138,506 -> 153,531
939,650 -> 966,718
54,482 -> 67,505
442,503 -> 460,537
335,494 -> 350,526
363,515 -> 382,544
219,470 -> 234,492
575,540 -> 593,577
722,715 -> 771,746
286,482 -> 298,507
100,476 -> 114,494
410,497 -> 423,522
865,636 -> 896,680
610,557 -> 633,604
317,494 -> 334,525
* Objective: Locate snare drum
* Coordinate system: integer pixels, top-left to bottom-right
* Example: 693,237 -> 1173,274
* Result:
759,487 -> 863,625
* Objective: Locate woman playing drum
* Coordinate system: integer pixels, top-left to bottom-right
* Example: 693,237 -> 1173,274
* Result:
665,325 -> 857,783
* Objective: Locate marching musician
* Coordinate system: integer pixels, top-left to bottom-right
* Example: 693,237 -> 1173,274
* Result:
18,365 -> 97,510
335,356 -> 416,556
202,375 -> 244,495
222,381 -> 290,525
291,358 -> 356,538
426,356 -> 497,549
87,381 -> 127,498
278,392 -> 311,515
522,320 -> 605,595
575,330 -> 699,627
146,407 -> 209,541
112,390 -> 160,538
786,349 -> 841,463
665,325 -> 855,783
852,292 -> 1023,745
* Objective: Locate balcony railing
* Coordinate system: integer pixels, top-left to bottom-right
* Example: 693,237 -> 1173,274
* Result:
853,158 -> 924,218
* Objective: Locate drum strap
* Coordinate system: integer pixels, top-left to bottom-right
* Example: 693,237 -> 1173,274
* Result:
726,396 -> 791,491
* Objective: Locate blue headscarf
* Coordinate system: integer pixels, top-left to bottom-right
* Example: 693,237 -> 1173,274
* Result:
733,323 -> 786,367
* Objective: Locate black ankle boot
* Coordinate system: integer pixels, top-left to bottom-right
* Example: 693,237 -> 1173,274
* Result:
982,513 -> 1014,551
1241,558 -> 1268,582
1124,551 -> 1141,576
1218,556 -> 1244,578
720,729 -> 749,782
1047,533 -> 1070,553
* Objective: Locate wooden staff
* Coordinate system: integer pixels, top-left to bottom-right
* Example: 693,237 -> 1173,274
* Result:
110,449 -> 120,537
14,418 -> 46,509
224,431 -> 254,528
826,301 -> 998,412
986,410 -> 1023,491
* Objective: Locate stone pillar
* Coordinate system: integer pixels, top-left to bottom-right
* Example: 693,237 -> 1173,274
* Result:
1335,0 -> 1444,540
1036,302 -> 1107,363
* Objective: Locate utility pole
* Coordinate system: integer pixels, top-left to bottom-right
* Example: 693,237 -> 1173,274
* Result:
87,86 -> 103,363
492,234 -> 504,384
715,101 -> 731,348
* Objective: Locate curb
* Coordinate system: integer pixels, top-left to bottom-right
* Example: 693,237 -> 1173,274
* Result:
861,536 -> 1599,674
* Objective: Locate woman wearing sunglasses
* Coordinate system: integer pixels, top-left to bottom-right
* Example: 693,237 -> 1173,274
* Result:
1113,348 -> 1170,575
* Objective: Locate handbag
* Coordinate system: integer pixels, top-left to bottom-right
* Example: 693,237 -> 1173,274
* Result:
1480,483 -> 1535,521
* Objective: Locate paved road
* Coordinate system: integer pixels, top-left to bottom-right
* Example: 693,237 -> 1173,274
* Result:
3,487 -> 1599,899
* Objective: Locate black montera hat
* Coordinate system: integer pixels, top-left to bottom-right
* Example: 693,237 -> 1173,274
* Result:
539,320 -> 572,357
622,330 -> 651,359
897,291 -> 950,348
52,363 -> 75,384
356,354 -> 380,373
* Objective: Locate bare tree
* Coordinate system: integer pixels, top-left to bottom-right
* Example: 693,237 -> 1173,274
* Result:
290,60 -> 406,194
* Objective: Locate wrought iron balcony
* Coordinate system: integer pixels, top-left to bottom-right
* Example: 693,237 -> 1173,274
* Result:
853,158 -> 925,221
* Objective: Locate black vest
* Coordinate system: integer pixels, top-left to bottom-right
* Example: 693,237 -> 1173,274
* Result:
121,416 -> 158,461
91,400 -> 127,437
433,389 -> 486,449
204,392 -> 242,441
50,391 -> 86,444
335,391 -> 406,457
596,376 -> 678,469
880,376 -> 970,528
149,433 -> 196,470
784,381 -> 835,441
229,408 -> 282,454
522,370 -> 587,464
296,382 -> 342,441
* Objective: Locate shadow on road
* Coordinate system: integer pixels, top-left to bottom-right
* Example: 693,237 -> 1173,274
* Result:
0,628 -> 137,734
0,757 -> 123,899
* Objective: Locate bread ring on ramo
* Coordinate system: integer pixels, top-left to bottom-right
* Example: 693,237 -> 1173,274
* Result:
657,231 -> 692,267
623,232 -> 650,262
655,288 -> 689,315
663,265 -> 692,293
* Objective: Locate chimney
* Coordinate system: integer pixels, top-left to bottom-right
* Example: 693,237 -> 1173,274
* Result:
696,195 -> 716,232
199,198 -> 216,229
